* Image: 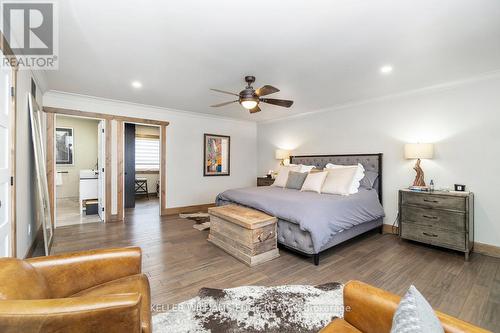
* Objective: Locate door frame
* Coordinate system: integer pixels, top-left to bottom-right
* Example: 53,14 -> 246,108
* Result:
1,32 -> 18,257
48,113 -> 107,226
44,107 -> 169,222
123,122 -> 163,212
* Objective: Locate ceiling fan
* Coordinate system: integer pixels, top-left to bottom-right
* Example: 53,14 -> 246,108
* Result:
210,76 -> 293,113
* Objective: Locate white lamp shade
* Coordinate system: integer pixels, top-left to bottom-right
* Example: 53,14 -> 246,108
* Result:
275,149 -> 290,160
404,143 -> 434,159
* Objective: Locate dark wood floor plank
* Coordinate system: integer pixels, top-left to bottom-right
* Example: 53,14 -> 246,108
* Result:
50,199 -> 500,332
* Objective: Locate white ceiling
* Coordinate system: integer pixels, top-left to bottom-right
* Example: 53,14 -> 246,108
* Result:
47,0 -> 500,121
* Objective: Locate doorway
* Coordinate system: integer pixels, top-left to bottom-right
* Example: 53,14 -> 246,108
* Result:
124,123 -> 160,213
54,115 -> 105,227
45,107 -> 169,223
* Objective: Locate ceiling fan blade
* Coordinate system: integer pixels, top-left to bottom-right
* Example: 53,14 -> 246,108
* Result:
249,105 -> 261,113
255,85 -> 280,97
210,100 -> 238,107
210,88 -> 240,97
260,98 -> 294,108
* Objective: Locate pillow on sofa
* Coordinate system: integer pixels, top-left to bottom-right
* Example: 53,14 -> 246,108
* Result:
272,165 -> 301,187
391,285 -> 444,333
285,171 -> 308,190
301,171 -> 328,193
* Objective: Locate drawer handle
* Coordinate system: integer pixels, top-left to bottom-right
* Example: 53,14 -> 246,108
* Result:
423,199 -> 439,203
422,232 -> 438,238
258,232 -> 274,242
422,215 -> 438,220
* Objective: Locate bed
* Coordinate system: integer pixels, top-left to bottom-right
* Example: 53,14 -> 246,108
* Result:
216,153 -> 385,265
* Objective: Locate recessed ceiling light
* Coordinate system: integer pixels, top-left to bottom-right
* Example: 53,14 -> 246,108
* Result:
131,81 -> 142,88
380,65 -> 393,74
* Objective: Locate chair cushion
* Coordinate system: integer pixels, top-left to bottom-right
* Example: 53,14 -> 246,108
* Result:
0,258 -> 49,300
391,285 -> 444,333
72,273 -> 151,333
320,318 -> 362,333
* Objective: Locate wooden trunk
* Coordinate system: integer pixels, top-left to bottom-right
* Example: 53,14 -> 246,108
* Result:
208,205 -> 279,266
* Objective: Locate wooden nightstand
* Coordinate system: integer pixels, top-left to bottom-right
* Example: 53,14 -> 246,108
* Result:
399,189 -> 474,260
257,177 -> 274,186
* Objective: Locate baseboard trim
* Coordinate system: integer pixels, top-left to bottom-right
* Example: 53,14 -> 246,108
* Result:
474,242 -> 500,258
165,203 -> 215,215
382,224 -> 399,235
24,226 -> 43,259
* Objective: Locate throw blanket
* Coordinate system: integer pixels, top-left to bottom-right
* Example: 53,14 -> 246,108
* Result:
216,186 -> 385,253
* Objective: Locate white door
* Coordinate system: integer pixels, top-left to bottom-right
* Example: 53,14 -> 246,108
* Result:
97,120 -> 105,221
0,56 -> 13,257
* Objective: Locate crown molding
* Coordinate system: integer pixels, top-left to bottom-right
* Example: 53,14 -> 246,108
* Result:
259,69 -> 500,124
43,90 -> 257,125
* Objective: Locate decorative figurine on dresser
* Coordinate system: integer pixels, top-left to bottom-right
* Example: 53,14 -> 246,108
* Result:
399,189 -> 474,260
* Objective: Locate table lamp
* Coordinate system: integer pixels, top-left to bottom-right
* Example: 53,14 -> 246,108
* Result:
275,149 -> 290,166
404,143 -> 434,187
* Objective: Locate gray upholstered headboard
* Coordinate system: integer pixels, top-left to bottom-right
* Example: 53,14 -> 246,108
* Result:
290,153 -> 383,204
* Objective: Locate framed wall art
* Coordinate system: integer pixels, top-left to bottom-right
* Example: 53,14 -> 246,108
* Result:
204,134 -> 230,176
55,127 -> 74,165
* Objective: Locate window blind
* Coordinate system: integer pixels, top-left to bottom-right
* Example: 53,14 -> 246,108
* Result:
135,137 -> 160,170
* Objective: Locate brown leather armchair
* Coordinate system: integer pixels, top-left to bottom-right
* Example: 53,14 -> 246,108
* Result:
321,280 -> 489,333
0,247 -> 151,333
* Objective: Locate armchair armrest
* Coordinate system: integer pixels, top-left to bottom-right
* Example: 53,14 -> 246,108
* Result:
0,293 -> 142,333
27,247 -> 142,298
343,280 -> 490,333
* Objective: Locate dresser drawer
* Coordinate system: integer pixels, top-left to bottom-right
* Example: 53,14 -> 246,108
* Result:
401,223 -> 466,251
401,206 -> 466,232
402,192 -> 465,211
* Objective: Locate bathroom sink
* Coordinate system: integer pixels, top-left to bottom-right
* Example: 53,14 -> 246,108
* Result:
80,169 -> 98,179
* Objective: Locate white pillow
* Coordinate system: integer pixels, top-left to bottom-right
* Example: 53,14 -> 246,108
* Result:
322,164 -> 365,195
272,165 -> 301,187
300,171 -> 328,193
299,164 -> 316,173
324,163 -> 365,194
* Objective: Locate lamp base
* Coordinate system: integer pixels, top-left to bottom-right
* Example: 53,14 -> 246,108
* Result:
412,158 -> 426,187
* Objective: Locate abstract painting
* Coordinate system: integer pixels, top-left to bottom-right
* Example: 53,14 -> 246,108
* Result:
204,134 -> 230,176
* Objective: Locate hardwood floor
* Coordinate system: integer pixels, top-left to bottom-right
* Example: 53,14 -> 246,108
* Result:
51,199 -> 500,331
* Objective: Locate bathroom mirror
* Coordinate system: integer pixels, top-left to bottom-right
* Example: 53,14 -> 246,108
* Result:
29,94 -> 54,255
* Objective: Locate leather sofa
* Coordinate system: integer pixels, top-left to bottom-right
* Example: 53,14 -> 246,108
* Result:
321,280 -> 489,333
0,247 -> 151,333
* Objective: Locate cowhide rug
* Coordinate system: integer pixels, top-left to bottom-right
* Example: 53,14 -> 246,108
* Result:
153,282 -> 343,333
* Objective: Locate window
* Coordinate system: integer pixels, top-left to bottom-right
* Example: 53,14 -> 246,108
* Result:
135,137 -> 160,171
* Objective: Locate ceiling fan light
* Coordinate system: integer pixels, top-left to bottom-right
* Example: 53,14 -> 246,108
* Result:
241,100 -> 258,109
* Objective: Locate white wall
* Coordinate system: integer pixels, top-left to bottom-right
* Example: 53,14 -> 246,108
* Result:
16,70 -> 46,258
258,74 -> 500,247
43,92 -> 257,208
56,115 -> 99,198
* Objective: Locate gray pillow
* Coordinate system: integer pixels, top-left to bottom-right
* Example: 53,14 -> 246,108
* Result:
360,170 -> 379,189
391,285 -> 444,333
285,171 -> 308,190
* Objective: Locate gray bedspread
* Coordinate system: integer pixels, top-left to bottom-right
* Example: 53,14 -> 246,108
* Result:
216,186 -> 385,253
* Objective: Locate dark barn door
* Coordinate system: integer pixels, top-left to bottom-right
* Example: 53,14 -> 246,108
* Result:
124,123 -> 136,208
